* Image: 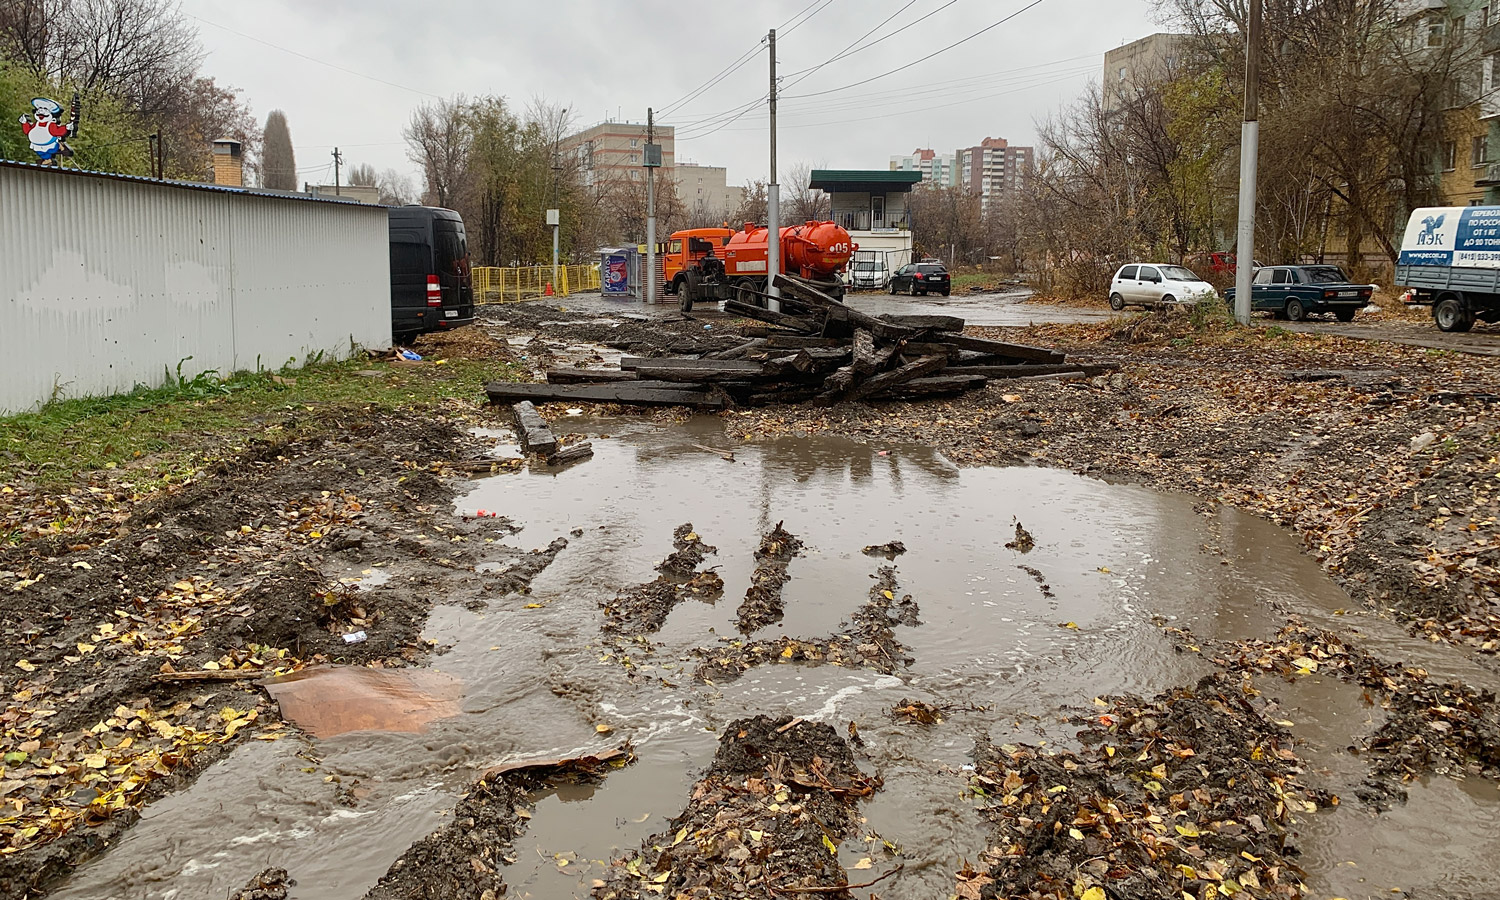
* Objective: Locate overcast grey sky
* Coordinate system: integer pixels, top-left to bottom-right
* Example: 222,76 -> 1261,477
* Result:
178,0 -> 1160,188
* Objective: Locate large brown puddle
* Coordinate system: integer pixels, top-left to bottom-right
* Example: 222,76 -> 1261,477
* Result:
51,417 -> 1500,900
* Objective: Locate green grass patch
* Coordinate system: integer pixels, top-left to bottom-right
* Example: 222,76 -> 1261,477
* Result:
0,352 -> 525,486
950,273 -> 1007,293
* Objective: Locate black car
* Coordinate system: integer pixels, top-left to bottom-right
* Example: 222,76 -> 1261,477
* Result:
388,206 -> 475,344
1224,265 -> 1371,322
889,262 -> 950,296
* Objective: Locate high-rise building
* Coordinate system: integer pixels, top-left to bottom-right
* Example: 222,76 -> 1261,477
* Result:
957,137 -> 1033,211
890,148 -> 957,187
560,120 -> 676,189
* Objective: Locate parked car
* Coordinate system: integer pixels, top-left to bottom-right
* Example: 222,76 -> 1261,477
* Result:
848,259 -> 889,290
889,262 -> 950,296
1224,265 -> 1371,322
388,205 -> 475,344
1187,251 -> 1264,276
1108,264 -> 1217,310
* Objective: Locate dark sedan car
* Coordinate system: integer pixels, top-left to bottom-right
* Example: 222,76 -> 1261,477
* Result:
1224,265 -> 1372,322
889,262 -> 951,296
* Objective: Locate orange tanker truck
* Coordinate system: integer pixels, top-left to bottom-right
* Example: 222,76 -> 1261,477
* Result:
663,221 -> 856,312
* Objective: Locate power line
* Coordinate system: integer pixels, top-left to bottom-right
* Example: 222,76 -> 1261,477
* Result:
187,14 -> 440,99
781,0 -> 955,86
658,0 -> 838,120
708,64 -> 1098,133
780,0 -> 836,37
675,51 -> 1098,137
659,45 -> 766,118
784,0 -> 1049,100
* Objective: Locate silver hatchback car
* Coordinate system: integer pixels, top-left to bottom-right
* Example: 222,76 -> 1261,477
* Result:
1109,264 -> 1218,310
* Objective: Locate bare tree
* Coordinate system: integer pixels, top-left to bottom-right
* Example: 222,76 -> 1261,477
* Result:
404,95 -> 473,209
376,168 -> 416,206
346,162 -> 377,186
784,163 -> 831,223
733,180 -> 768,226
261,110 -> 295,190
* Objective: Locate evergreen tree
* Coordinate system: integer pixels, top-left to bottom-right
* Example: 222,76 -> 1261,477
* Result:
261,109 -> 295,190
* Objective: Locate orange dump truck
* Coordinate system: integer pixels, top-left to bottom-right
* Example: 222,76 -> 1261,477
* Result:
663,221 -> 856,311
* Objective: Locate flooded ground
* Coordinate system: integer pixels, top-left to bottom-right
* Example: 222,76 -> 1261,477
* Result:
51,416 -> 1500,900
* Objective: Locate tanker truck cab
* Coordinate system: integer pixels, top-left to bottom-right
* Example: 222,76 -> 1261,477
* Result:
662,228 -> 735,297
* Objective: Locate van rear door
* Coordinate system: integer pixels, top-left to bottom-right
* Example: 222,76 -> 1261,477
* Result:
434,222 -> 475,328
390,231 -> 433,341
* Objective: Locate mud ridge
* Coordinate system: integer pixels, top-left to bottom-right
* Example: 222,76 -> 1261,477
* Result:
959,675 -> 1320,900
735,523 -> 803,633
696,565 -> 918,684
1168,619 -> 1500,808
604,525 -> 723,636
593,716 -> 881,899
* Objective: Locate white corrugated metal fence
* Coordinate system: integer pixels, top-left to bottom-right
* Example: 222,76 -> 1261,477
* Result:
0,162 -> 390,414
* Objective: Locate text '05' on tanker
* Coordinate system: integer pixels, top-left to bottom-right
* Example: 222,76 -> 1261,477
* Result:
725,221 -> 857,281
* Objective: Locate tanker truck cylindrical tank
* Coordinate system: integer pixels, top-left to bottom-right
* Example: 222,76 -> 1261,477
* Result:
724,221 -> 855,283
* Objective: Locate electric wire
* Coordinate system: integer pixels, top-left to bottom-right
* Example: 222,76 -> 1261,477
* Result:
780,0 -> 956,86
783,0 -> 1049,100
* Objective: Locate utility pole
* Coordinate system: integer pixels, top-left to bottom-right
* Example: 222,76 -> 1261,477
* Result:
148,132 -> 160,179
1233,0 -> 1262,326
766,28 -> 782,312
332,147 -> 343,197
646,108 -> 657,305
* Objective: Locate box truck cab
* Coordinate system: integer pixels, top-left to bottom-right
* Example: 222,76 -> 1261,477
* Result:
388,206 -> 475,344
1395,206 -> 1500,332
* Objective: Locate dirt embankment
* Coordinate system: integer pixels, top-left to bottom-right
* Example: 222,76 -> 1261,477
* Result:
0,412 -> 564,898
725,315 -> 1500,656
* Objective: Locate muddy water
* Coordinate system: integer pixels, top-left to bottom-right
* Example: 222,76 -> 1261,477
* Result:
51,418 -> 1498,900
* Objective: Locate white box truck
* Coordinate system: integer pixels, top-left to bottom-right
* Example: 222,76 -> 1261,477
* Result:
1395,206 -> 1500,332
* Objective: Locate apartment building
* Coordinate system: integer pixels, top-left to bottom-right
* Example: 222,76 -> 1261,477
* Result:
673,162 -> 745,220
958,137 -> 1034,211
890,148 -> 958,187
560,120 -> 676,189
1102,33 -> 1190,112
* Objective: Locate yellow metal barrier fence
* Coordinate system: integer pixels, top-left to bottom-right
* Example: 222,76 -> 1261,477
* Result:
472,265 -> 601,302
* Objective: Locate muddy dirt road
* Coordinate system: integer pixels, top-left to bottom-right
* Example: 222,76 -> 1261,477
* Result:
38,419 -> 1500,900
4,298 -> 1500,900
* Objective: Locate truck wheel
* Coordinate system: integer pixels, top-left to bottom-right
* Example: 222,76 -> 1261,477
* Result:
1284,299 -> 1306,322
680,271 -> 697,312
1109,293 -> 1125,311
1435,297 -> 1474,332
734,279 -> 760,307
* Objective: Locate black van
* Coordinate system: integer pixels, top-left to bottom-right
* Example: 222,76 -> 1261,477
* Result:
388,206 -> 475,343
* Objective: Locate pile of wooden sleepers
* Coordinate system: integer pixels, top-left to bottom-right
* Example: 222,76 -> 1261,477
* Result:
484,274 -> 1111,410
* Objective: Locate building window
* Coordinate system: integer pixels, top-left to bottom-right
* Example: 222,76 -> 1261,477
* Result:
630,139 -> 639,149
1453,15 -> 1466,43
1429,14 -> 1447,47
1441,140 -> 1458,171
1475,134 -> 1490,167
1117,66 -> 1127,82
